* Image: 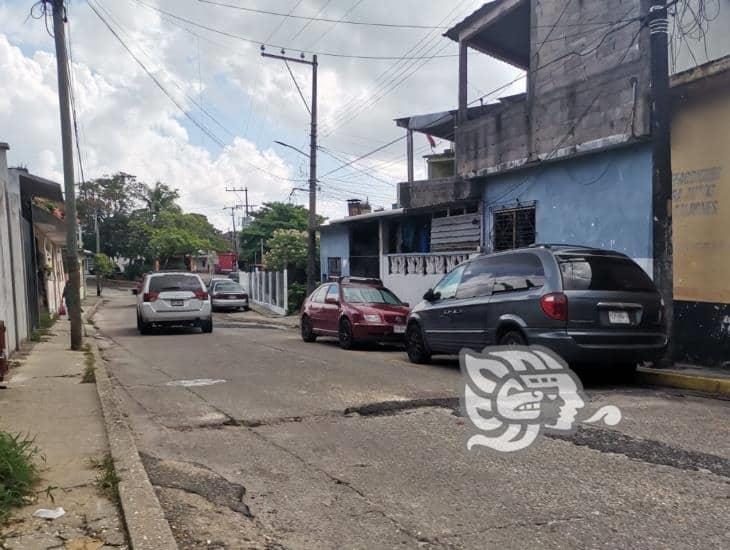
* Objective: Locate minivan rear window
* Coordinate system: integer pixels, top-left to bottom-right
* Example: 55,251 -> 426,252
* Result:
558,255 -> 655,292
149,274 -> 202,293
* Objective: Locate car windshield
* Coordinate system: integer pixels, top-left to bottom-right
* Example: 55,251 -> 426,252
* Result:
214,282 -> 243,292
343,286 -> 402,304
149,274 -> 201,292
558,255 -> 655,292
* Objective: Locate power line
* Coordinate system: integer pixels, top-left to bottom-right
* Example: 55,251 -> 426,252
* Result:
264,0 -> 303,42
87,0 -> 304,183
305,0 -> 365,49
289,0 -> 334,43
132,0 -> 460,61
321,0 -> 473,135
198,0 -> 452,29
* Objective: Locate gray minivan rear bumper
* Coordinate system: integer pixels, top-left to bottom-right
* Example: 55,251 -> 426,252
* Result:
526,328 -> 668,364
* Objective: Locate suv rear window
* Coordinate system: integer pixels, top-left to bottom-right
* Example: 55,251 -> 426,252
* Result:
149,274 -> 202,293
558,255 -> 655,292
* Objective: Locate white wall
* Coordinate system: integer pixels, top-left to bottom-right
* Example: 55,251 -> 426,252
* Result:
0,144 -> 30,354
381,272 -> 444,309
6,170 -> 28,346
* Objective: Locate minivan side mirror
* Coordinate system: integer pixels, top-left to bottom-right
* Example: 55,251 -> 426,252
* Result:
131,288 -> 139,295
423,289 -> 438,302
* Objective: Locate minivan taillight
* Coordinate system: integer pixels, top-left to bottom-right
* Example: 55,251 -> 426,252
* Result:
195,290 -> 209,300
540,293 -> 568,321
143,292 -> 159,303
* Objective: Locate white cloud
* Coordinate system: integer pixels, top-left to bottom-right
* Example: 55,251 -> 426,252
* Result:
0,0 -> 524,228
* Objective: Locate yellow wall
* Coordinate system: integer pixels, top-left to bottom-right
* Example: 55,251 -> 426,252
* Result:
672,83 -> 730,304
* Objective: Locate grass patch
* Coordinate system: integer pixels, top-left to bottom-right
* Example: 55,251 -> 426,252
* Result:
29,313 -> 58,342
90,454 -> 120,504
0,432 -> 42,524
81,344 -> 95,384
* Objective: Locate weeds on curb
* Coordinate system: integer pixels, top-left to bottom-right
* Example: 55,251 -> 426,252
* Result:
90,455 -> 120,504
81,344 -> 96,384
0,432 -> 41,524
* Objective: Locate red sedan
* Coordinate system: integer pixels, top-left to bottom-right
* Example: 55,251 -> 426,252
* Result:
300,278 -> 410,349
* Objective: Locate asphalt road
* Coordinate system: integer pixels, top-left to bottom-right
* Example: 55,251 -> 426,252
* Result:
95,289 -> 730,549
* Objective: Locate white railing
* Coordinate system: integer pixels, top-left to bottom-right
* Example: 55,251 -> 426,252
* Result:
387,252 -> 472,276
244,269 -> 288,316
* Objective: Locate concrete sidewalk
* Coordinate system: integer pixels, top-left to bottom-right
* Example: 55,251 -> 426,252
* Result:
0,318 -> 127,549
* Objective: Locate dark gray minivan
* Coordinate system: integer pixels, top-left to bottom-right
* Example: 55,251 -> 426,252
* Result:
405,245 -> 667,369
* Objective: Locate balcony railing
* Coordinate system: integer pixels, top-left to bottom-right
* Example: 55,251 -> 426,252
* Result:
387,252 -> 472,276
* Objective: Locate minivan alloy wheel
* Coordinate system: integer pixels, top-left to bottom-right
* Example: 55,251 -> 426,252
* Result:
499,330 -> 527,346
406,323 -> 431,364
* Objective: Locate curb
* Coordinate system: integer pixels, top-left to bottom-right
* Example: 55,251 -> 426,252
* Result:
636,367 -> 730,396
89,330 -> 178,549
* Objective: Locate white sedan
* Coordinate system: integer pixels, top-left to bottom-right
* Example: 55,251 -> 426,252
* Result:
209,280 -> 249,312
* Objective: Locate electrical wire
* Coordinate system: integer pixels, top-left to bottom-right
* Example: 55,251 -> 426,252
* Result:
132,0 -> 460,61
198,0 -> 452,30
87,0 -> 304,183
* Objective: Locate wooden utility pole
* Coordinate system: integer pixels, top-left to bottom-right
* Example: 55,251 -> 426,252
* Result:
50,0 -> 83,350
649,0 -> 673,363
262,50 -> 318,294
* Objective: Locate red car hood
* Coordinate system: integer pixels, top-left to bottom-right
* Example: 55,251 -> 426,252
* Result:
350,303 -> 410,317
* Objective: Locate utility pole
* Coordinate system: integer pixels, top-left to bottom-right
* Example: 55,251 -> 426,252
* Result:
649,0 -> 673,364
262,49 -> 318,294
94,208 -> 101,296
50,0 -> 82,350
223,205 -> 243,261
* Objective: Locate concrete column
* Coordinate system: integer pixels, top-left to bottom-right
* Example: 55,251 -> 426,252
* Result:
0,143 -> 16,353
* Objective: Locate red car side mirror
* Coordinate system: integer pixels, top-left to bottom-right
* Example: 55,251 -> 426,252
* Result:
325,296 -> 340,306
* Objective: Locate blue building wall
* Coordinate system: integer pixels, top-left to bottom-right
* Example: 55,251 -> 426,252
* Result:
319,224 -> 350,280
483,143 -> 653,274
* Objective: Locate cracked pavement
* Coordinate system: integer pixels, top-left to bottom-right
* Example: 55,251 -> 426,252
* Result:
95,290 -> 730,549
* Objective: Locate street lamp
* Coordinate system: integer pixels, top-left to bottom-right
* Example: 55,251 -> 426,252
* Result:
274,140 -> 310,158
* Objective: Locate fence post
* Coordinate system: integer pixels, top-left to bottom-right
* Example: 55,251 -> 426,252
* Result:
275,271 -> 280,308
283,268 -> 288,314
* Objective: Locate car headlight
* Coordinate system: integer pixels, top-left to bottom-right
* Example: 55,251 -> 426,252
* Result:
363,314 -> 381,323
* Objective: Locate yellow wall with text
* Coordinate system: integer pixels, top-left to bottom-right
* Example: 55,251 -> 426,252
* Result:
672,84 -> 730,304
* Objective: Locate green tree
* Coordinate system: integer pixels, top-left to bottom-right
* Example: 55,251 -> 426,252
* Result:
139,182 -> 181,224
239,202 -> 324,267
150,211 -> 229,268
263,229 -> 308,271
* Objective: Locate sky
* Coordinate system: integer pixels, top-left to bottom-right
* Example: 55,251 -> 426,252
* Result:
0,0 -> 524,230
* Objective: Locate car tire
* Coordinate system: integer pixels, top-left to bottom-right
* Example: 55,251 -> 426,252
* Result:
139,318 -> 152,335
406,323 -> 431,364
201,317 -> 213,333
338,318 -> 355,350
301,315 -> 317,342
499,330 -> 527,346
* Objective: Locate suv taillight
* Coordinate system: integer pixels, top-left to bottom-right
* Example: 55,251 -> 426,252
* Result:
195,290 -> 209,300
540,292 -> 568,321
143,291 -> 159,303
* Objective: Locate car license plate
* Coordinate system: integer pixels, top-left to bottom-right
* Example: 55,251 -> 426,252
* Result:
171,299 -> 184,307
393,325 -> 406,334
608,311 -> 630,324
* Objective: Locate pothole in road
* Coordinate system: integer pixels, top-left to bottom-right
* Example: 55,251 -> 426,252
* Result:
166,379 -> 227,387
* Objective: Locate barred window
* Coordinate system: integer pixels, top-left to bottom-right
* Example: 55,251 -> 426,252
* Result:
492,206 -> 536,251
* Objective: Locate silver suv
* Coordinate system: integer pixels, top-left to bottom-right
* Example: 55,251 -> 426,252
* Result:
136,272 -> 213,334
406,245 -> 667,371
